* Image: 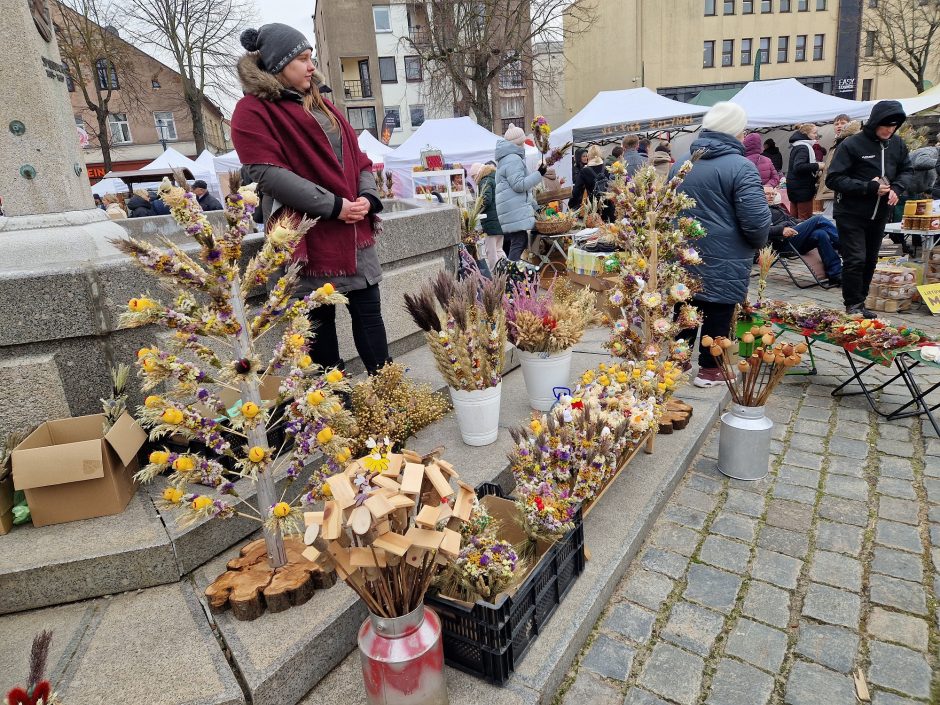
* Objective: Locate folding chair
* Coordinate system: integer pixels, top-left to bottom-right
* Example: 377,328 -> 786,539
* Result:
771,240 -> 837,290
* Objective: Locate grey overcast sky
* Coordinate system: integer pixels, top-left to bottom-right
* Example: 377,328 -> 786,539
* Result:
258,1 -> 317,51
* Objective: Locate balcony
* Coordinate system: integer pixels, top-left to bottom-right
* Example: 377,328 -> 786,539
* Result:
409,26 -> 431,48
344,79 -> 373,100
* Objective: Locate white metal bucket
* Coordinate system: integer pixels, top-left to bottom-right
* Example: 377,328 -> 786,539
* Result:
717,403 -> 774,481
517,349 -> 573,411
449,383 -> 502,446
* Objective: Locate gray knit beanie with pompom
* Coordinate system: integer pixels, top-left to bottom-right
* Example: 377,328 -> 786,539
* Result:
240,24 -> 312,75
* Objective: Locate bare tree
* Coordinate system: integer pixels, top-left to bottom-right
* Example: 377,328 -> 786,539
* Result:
862,0 -> 940,94
125,0 -> 254,152
401,1 -> 595,131
54,0 -> 148,171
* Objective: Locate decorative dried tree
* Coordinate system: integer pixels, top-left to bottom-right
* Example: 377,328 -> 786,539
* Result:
113,175 -> 354,575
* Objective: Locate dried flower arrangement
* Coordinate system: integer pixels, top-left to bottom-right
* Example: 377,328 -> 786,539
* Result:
113,174 -> 355,614
5,630 -> 60,705
404,267 -> 507,391
755,245 -> 775,304
544,141 -> 574,168
531,115 -> 551,155
100,363 -> 131,433
301,439 -> 474,617
703,334 -> 806,406
602,163 -> 704,366
460,194 -> 486,247
349,362 -> 451,454
505,278 -> 597,354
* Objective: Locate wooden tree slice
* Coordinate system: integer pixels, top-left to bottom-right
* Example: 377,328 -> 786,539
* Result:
205,536 -> 336,620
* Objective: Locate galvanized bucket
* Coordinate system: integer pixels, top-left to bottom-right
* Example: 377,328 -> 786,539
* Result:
717,403 -> 773,481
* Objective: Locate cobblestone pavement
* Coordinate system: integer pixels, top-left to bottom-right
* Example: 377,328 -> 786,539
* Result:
556,274 -> 940,705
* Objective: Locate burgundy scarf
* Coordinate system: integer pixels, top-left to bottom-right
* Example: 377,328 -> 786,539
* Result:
231,92 -> 375,277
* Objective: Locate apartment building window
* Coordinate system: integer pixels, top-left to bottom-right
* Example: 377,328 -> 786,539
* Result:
743,0 -> 753,13
741,38 -> 753,65
404,56 -> 423,82
372,6 -> 391,32
410,104 -> 425,127
723,0 -> 734,14
816,0 -> 826,8
862,78 -> 873,100
759,37 -> 771,64
777,36 -> 789,62
705,0 -> 716,14
761,0 -> 772,11
865,31 -> 875,57
813,33 -> 824,60
107,113 -> 131,144
63,62 -> 75,92
95,58 -> 119,90
499,60 -> 524,89
798,0 -> 808,9
795,34 -> 806,60
722,39 -> 734,66
347,106 -> 377,134
153,111 -> 177,141
704,40 -> 715,68
384,107 -> 401,129
378,57 -> 397,83
500,96 -> 525,133
780,0 -> 790,9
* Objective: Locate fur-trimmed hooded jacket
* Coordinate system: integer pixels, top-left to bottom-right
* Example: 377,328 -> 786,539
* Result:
231,54 -> 382,290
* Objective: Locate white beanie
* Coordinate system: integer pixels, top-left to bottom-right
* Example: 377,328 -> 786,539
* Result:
702,102 -> 748,137
504,123 -> 526,146
469,162 -> 484,182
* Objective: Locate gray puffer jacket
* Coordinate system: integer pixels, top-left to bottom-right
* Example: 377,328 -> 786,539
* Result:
908,145 -> 939,197
495,139 -> 542,233
672,130 -> 771,304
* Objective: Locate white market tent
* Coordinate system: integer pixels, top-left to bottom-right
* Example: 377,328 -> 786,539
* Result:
91,177 -> 130,197
898,83 -> 940,116
358,130 -> 394,165
384,117 -> 506,198
142,147 -> 223,199
549,88 -> 708,184
729,78 -> 875,128
194,150 -> 225,201
215,149 -> 242,173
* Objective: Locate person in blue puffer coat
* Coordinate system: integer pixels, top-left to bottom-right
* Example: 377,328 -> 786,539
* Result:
671,102 -> 771,388
495,123 -> 546,261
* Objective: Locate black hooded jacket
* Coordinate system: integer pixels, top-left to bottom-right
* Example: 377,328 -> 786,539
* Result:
825,100 -> 913,221
126,195 -> 155,218
786,130 -> 820,203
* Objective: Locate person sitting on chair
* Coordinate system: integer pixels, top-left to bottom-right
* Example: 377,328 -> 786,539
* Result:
764,186 -> 842,286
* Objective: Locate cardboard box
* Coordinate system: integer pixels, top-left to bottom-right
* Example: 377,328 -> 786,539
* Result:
0,476 -> 13,535
566,270 -> 622,322
11,412 -> 146,527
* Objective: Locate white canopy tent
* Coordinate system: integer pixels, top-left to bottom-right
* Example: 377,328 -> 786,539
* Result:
729,78 -> 875,128
194,150 -> 225,201
91,177 -> 130,197
142,147 -> 223,199
384,117 -> 528,198
549,88 -> 708,184
897,83 -> 940,116
358,130 -> 394,166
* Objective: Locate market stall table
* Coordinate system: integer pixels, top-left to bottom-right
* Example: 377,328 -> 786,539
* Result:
884,222 -> 938,259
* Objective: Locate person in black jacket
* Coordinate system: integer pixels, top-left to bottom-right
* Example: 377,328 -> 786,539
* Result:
764,186 -> 841,284
127,189 -> 156,218
763,139 -> 783,173
568,145 -> 614,221
192,180 -> 224,211
787,124 -> 822,220
826,100 -> 913,317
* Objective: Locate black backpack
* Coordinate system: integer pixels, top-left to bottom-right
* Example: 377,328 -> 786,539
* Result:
591,166 -> 611,199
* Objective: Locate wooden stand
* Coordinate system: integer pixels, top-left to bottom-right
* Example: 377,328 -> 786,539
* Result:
205,536 -> 336,620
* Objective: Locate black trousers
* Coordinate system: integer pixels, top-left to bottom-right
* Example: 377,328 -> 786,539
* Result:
676,298 -> 737,369
836,215 -> 886,308
504,231 -> 528,261
308,283 -> 391,375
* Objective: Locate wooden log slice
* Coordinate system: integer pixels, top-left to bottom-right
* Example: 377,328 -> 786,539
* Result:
666,399 -> 693,415
204,536 -> 336,620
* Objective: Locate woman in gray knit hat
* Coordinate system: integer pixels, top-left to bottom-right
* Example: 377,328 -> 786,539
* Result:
232,23 -> 391,375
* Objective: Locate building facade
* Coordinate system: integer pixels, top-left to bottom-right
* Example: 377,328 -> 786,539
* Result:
54,3 -> 229,183
532,41 -> 567,129
564,0 -> 927,120
315,0 -> 534,144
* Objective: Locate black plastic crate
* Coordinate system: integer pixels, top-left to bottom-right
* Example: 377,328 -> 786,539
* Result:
425,482 -> 586,685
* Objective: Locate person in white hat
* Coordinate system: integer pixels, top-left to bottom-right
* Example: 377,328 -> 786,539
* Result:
495,123 -> 546,261
671,101 -> 771,387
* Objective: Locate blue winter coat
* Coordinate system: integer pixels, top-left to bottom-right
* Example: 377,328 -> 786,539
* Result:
672,130 -> 771,304
495,139 -> 542,233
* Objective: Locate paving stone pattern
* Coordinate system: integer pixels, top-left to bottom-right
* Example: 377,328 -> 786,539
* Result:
558,359 -> 940,705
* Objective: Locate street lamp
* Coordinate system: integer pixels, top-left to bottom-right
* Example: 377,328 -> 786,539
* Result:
156,119 -> 168,152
